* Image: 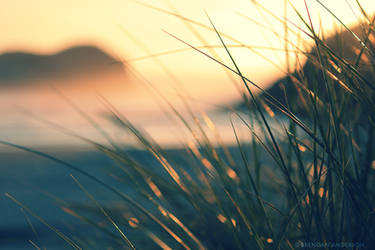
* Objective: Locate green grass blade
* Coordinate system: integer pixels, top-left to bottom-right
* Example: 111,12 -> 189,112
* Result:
5,193 -> 82,250
70,175 -> 135,249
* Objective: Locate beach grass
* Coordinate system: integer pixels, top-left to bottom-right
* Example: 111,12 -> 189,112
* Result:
2,1 -> 375,249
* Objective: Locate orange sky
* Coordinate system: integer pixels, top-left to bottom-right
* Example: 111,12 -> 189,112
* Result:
2,0 -> 375,82
1,0 -> 375,147
2,1 -> 375,99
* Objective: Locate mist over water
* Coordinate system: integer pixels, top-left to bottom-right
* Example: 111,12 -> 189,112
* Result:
0,45 -> 281,148
2,1 -> 374,148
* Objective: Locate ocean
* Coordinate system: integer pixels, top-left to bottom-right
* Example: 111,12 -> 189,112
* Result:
1,141 -> 284,249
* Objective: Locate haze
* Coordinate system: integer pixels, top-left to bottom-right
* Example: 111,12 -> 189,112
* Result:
0,0 -> 374,147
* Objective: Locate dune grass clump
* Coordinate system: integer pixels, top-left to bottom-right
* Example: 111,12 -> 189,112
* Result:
3,1 -> 375,249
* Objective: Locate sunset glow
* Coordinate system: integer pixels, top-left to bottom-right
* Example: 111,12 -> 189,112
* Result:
2,2 -> 375,248
1,0 -> 375,147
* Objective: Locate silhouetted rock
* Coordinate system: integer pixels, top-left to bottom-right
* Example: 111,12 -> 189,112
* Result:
235,20 -> 375,119
0,46 -> 124,86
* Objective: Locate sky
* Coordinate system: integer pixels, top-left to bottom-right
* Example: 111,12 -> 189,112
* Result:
1,0 -> 375,147
2,1 -> 375,94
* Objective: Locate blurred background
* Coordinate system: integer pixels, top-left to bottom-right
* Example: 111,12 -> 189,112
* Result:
0,0 -> 374,148
1,1 -> 375,249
